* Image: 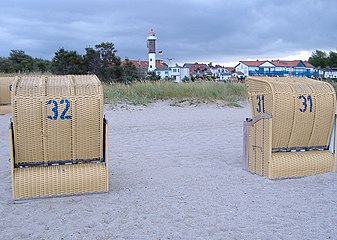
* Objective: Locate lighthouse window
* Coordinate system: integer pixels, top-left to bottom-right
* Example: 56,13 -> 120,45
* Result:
150,58 -> 152,61
150,65 -> 152,68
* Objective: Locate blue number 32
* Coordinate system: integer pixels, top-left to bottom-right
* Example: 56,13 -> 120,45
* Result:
47,99 -> 72,120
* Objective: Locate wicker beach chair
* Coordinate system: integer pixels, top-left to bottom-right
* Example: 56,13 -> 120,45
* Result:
0,77 -> 14,115
9,75 -> 108,199
243,77 -> 336,179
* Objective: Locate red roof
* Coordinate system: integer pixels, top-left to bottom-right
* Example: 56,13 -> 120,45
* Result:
271,60 -> 301,67
235,71 -> 244,75
303,61 -> 314,68
127,60 -> 148,69
271,60 -> 315,68
240,60 -> 314,68
240,60 -> 267,67
225,67 -> 235,72
125,60 -> 167,69
155,61 -> 167,69
188,63 -> 210,75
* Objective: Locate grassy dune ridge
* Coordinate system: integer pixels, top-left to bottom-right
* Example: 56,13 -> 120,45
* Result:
324,79 -> 337,93
3,73 -> 336,106
103,81 -> 248,106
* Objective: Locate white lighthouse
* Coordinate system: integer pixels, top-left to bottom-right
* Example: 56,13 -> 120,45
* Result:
147,29 -> 157,72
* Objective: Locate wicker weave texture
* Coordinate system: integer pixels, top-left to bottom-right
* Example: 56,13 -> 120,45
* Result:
12,75 -> 103,164
13,163 -> 108,199
247,118 -> 336,178
9,77 -> 109,200
0,77 -> 13,105
247,118 -> 272,176
246,77 -> 336,149
269,150 -> 335,179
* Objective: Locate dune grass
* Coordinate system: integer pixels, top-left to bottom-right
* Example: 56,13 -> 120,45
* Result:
323,78 -> 337,93
103,81 -> 248,106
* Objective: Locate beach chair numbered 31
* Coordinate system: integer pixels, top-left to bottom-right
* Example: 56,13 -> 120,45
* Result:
243,77 -> 336,179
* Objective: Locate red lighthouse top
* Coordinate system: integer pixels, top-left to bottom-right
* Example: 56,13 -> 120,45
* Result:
148,29 -> 155,35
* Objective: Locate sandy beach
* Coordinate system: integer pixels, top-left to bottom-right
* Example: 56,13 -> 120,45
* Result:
1,101 -> 337,240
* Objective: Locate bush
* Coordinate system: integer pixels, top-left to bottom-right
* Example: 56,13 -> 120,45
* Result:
103,81 -> 247,105
182,76 -> 190,82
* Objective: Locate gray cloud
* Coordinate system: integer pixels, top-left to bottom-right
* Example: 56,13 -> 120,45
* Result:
0,0 -> 336,65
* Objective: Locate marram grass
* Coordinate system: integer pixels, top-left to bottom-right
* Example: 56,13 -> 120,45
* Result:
103,81 -> 248,106
323,79 -> 337,93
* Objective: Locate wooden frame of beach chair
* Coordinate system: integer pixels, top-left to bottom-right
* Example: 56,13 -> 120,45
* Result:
0,77 -> 14,115
243,77 -> 336,179
9,75 -> 109,199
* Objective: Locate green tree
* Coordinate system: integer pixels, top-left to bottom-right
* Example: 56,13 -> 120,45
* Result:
51,48 -> 86,74
0,57 -> 14,73
182,76 -> 190,82
84,42 -> 122,83
327,51 -> 337,68
33,58 -> 52,72
95,42 -> 120,67
308,50 -> 328,68
146,72 -> 161,81
120,59 -> 144,84
8,50 -> 34,72
84,47 -> 101,74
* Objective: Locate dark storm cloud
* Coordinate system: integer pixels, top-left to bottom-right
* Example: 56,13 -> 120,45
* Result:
0,0 -> 336,64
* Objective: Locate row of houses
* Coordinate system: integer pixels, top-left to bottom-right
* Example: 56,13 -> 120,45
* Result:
235,60 -> 317,78
234,59 -> 337,79
126,59 -> 337,82
143,30 -> 337,81
126,60 -> 236,82
156,62 -> 239,82
127,60 -> 190,82
182,63 -> 234,80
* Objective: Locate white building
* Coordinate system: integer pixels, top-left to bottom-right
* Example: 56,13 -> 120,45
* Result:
319,68 -> 337,79
155,66 -> 190,82
235,60 -> 318,77
210,65 -> 232,81
235,60 -> 267,76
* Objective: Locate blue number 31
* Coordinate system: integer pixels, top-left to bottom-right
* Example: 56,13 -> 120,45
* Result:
47,99 -> 72,120
299,95 -> 313,113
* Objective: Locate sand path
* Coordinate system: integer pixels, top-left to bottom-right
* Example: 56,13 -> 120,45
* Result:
0,102 -> 337,239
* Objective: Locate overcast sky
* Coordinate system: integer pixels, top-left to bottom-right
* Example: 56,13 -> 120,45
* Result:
1,0 -> 336,66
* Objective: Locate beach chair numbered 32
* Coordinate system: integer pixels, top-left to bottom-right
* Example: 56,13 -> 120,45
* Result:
243,77 -> 336,179
9,75 -> 109,199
